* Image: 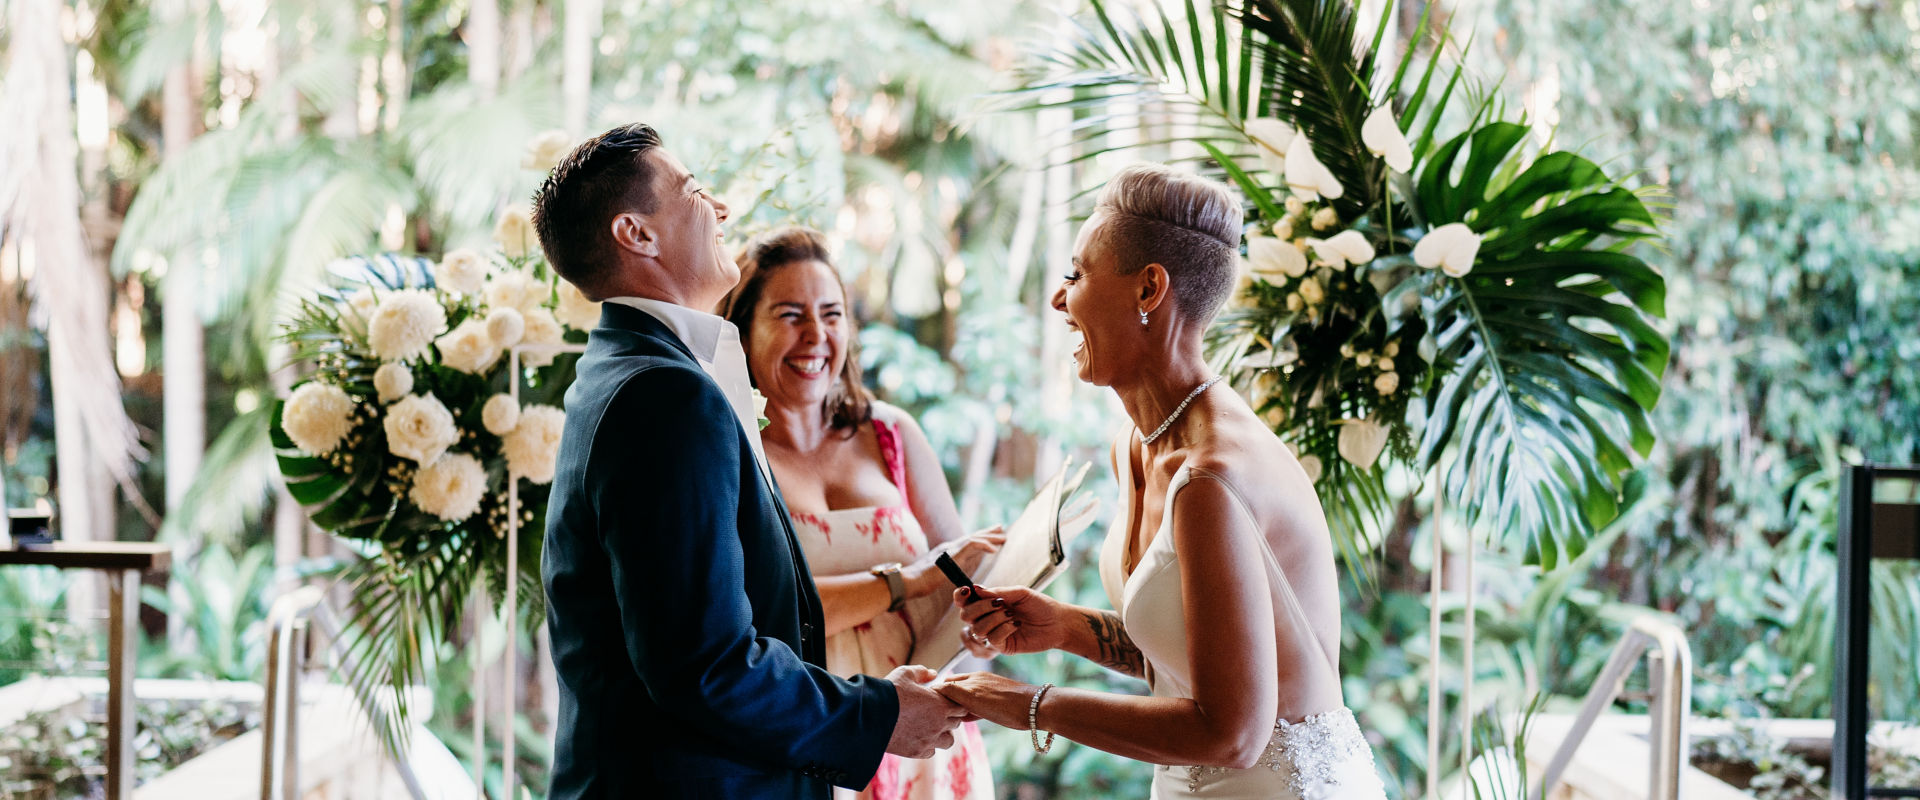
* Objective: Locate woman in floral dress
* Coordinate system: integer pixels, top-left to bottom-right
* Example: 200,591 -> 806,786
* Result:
721,226 -> 1004,800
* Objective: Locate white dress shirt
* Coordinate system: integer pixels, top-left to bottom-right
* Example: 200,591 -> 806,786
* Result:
601,297 -> 770,482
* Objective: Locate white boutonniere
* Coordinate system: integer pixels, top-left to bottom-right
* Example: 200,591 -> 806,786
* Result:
752,389 -> 770,431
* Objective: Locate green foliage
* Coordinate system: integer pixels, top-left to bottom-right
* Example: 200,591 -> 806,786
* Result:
138,542 -> 275,681
0,568 -> 84,688
0,699 -> 255,798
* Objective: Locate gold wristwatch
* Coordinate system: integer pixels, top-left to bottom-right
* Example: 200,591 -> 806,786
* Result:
870,562 -> 906,613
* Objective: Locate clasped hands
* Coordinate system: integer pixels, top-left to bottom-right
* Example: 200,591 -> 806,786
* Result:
886,585 -> 1064,754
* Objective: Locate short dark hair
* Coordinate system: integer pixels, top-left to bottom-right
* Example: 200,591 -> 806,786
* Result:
718,227 -> 874,433
530,123 -> 665,296
1094,163 -> 1243,324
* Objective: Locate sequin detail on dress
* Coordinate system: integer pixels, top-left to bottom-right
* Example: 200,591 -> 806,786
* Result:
1169,709 -> 1382,797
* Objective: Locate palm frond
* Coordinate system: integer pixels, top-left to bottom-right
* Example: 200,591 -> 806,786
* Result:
1231,0 -> 1388,215
157,404 -> 276,548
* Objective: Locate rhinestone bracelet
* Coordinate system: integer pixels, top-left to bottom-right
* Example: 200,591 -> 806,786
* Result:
1029,682 -> 1056,754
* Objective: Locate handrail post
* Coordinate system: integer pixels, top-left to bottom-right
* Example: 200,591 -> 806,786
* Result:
106,568 -> 138,800
1530,615 -> 1692,800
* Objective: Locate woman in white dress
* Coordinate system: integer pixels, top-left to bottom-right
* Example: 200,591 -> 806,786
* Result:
934,164 -> 1388,799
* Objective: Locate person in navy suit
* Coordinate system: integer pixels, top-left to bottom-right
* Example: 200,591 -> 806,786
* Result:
533,123 -> 967,800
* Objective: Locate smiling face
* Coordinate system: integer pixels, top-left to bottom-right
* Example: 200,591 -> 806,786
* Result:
745,259 -> 850,412
1051,210 -> 1150,387
642,149 -> 736,307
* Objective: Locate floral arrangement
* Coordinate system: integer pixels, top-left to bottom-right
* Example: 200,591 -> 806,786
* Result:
1014,0 -> 1669,565
271,132 -> 598,744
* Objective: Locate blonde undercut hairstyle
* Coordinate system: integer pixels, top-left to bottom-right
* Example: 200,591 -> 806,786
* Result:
1094,163 -> 1244,324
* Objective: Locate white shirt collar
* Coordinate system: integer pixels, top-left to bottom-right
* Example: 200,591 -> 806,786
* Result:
602,296 -> 727,364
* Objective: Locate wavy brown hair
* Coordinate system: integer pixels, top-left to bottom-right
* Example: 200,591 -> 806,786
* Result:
719,226 -> 874,433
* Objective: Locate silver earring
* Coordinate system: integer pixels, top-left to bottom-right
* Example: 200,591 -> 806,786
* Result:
1139,310 -> 1150,328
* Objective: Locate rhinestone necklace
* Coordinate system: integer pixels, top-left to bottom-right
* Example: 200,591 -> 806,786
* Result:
1139,375 -> 1224,445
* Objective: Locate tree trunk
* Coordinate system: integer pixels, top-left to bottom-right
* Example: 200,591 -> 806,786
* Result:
162,55 -> 203,513
469,0 -> 501,102
0,0 -> 143,619
562,0 -> 600,136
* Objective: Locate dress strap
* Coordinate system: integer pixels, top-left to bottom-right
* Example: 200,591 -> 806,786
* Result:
872,418 -> 909,492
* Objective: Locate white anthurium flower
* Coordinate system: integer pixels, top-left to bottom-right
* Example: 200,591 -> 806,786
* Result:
1306,229 -> 1377,269
1337,417 -> 1390,470
1245,117 -> 1297,176
1246,234 -> 1309,279
1413,222 -> 1483,278
1362,105 -> 1414,173
1285,135 -> 1344,202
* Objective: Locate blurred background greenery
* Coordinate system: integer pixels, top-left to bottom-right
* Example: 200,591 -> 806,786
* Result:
1,0 -> 1917,797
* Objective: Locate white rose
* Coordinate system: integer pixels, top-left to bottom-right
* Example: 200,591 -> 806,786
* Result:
283,382 -> 356,455
372,362 -> 414,404
1272,217 -> 1295,241
1337,417 -> 1389,470
503,404 -> 566,484
384,393 -> 460,464
1378,357 -> 1396,373
436,319 -> 502,375
411,452 -> 487,522
520,309 -> 564,367
1356,352 -> 1373,368
1374,371 -> 1400,395
366,290 -> 448,362
1284,196 -> 1306,216
521,130 -> 574,172
1311,207 -> 1339,231
348,289 -> 379,320
482,393 -> 520,435
434,249 -> 487,295
493,205 -> 540,260
1385,341 -> 1400,357
1285,292 -> 1304,311
487,307 -> 526,348
483,271 -> 546,315
555,281 -> 602,331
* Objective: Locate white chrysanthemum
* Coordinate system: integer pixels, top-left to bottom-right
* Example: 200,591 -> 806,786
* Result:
436,320 -> 501,375
366,290 -> 448,362
493,205 -> 540,260
486,307 -> 526,348
384,393 -> 460,464
410,452 -> 487,522
434,249 -> 487,295
283,382 -> 356,455
482,393 -> 520,435
555,281 -> 601,331
520,309 -> 564,367
503,405 -> 566,484
373,362 -> 414,404
1374,371 -> 1400,395
483,271 -> 546,315
521,130 -> 573,172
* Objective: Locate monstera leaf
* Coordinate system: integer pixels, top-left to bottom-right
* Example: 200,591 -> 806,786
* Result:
1412,122 -> 1666,567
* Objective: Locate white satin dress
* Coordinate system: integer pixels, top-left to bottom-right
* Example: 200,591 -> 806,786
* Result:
1097,443 -> 1388,800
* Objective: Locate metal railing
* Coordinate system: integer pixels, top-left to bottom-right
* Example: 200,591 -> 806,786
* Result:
1531,615 -> 1693,800
260,585 -> 427,800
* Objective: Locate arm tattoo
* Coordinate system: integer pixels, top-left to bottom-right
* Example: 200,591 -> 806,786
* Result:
1087,610 -> 1146,678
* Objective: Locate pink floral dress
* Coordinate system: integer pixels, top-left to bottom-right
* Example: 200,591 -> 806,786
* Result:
788,419 -> 994,800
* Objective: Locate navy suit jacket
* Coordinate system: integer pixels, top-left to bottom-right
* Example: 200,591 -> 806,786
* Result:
543,302 -> 898,799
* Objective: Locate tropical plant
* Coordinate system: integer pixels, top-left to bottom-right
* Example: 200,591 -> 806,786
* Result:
1000,0 -> 1668,569
137,541 -> 276,681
